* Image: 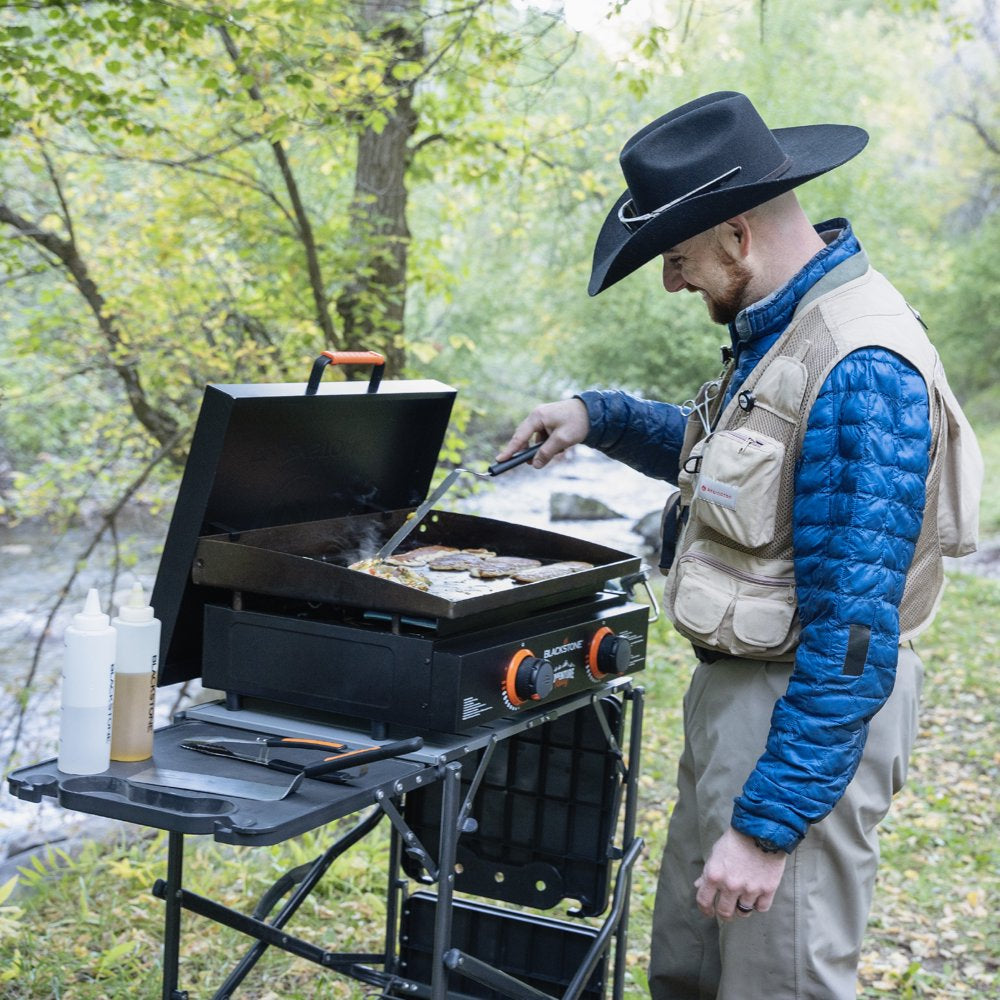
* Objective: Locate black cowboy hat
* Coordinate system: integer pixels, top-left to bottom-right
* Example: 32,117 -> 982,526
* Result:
589,91 -> 869,295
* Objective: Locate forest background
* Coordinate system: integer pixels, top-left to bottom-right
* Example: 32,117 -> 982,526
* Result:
1,0 -> 999,531
0,0 -> 998,997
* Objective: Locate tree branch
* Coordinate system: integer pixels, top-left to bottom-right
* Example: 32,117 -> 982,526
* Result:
952,108 -> 1000,159
0,199 -> 184,456
217,25 -> 340,348
35,134 -> 76,246
40,124 -> 299,225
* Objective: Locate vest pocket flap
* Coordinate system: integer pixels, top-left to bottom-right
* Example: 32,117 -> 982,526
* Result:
732,595 -> 796,648
668,545 -> 799,658
751,355 -> 808,421
672,559 -> 730,636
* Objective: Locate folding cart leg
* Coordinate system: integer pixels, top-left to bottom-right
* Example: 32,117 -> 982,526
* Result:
211,806 -> 384,998
614,686 -> 644,1000
160,830 -> 188,1000
431,761 -> 464,1000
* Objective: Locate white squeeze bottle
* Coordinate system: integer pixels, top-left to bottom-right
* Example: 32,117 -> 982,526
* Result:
59,588 -> 116,774
110,582 -> 160,762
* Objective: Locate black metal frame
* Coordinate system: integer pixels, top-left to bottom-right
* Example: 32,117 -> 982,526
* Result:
51,685 -> 645,1000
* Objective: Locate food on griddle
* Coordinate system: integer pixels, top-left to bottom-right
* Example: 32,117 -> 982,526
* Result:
349,558 -> 431,591
386,545 -> 458,566
348,548 -> 588,591
512,561 -> 594,584
427,551 -> 489,572
470,556 -> 543,579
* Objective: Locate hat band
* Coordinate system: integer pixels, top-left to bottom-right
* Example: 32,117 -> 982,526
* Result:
617,165 -> 742,234
760,154 -> 792,182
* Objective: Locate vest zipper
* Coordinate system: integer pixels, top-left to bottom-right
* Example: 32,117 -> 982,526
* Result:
679,550 -> 796,602
716,429 -> 770,453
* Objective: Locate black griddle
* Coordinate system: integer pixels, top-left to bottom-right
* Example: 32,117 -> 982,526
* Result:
7,355 -> 648,1000
192,510 -> 639,621
152,370 -> 642,689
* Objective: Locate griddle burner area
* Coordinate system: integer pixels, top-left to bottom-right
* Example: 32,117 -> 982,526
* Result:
151,365 -> 650,735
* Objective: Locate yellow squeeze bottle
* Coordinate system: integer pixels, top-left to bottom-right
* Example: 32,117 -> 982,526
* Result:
110,583 -> 160,762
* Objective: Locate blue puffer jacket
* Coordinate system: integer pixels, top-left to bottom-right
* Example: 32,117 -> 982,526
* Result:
579,221 -> 932,851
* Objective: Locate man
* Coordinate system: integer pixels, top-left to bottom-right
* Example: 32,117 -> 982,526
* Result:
498,92 -> 980,999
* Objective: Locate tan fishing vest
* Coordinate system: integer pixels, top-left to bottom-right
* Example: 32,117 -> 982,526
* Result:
664,259 -> 980,660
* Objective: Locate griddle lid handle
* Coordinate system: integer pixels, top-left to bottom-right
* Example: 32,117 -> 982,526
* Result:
305,350 -> 386,396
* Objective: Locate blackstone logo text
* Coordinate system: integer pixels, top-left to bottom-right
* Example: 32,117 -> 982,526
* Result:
544,639 -> 584,659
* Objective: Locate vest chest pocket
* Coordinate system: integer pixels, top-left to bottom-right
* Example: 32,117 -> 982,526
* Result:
691,429 -> 784,548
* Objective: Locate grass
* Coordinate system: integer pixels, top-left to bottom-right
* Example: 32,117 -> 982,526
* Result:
2,570 -> 998,998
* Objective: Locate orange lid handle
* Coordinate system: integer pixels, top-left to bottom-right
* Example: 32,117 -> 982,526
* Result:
320,351 -> 385,367
306,350 -> 386,395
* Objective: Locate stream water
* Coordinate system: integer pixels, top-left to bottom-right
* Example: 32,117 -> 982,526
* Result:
0,449 -> 671,863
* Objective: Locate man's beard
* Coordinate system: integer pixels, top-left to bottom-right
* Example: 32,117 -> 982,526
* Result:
702,255 -> 753,325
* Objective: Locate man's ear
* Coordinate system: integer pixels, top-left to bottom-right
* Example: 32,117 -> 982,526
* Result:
719,216 -> 751,260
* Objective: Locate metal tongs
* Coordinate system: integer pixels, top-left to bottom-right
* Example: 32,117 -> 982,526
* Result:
374,444 -> 541,563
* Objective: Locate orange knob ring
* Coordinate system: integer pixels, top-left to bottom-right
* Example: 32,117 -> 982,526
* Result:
504,648 -> 535,707
588,627 -> 614,679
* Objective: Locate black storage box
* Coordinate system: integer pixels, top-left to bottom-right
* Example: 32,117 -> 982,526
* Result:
399,892 -> 607,1000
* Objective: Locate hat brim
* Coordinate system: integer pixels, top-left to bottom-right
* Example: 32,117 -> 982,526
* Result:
588,123 -> 869,296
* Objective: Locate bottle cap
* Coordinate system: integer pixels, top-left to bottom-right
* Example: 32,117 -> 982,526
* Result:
116,581 -> 155,623
72,588 -> 111,631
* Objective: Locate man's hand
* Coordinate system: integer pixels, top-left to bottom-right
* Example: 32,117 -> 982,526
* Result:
694,827 -> 787,921
496,398 -> 590,469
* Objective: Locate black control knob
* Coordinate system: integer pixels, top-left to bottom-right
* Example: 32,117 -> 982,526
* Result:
515,656 -> 554,701
504,650 -> 554,706
588,628 -> 632,679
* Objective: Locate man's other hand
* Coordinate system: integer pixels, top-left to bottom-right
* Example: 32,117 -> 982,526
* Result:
694,827 -> 787,921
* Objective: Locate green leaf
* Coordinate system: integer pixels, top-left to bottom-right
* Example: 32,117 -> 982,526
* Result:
0,875 -> 19,906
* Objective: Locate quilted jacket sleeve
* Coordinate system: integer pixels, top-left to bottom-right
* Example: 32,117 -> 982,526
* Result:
730,347 -> 932,850
577,389 -> 689,484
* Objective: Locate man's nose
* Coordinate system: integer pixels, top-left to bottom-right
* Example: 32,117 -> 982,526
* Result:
661,259 -> 685,293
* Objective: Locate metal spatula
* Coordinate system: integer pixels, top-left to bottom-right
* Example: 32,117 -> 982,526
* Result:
374,444 -> 541,562
131,765 -> 304,801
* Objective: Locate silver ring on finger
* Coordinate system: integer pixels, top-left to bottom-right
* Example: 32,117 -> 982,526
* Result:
735,900 -> 755,914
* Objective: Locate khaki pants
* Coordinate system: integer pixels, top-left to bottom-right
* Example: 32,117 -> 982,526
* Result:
648,648 -> 923,1000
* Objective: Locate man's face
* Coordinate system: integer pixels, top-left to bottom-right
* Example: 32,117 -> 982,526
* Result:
660,229 -> 752,325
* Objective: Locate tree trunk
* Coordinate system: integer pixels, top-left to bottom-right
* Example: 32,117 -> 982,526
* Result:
336,0 -> 423,377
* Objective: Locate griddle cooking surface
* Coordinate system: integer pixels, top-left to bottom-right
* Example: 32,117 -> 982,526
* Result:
193,510 -> 640,621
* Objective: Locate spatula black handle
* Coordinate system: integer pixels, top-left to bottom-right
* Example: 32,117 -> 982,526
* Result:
487,444 -> 541,477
